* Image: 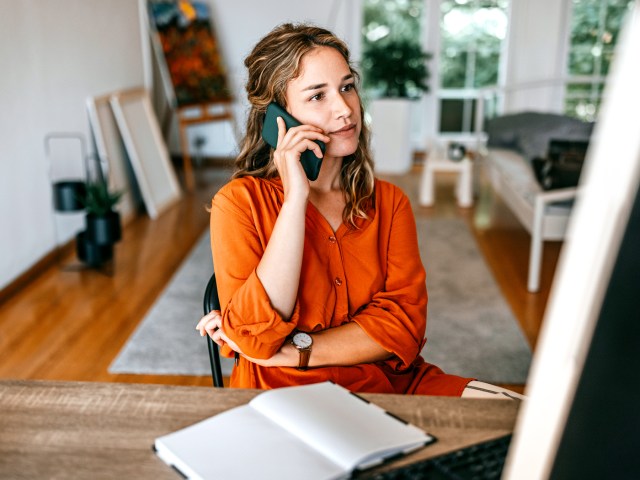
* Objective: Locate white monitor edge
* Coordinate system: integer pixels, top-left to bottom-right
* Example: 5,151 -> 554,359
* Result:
503,4 -> 640,479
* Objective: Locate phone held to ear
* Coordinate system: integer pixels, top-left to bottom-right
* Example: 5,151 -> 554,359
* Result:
261,102 -> 325,181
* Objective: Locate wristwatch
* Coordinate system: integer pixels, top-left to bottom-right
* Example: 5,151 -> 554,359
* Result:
291,331 -> 313,371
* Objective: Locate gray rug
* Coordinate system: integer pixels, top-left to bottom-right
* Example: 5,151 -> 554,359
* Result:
110,218 -> 531,383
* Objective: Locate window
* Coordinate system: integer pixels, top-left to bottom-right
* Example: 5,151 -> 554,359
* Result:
565,0 -> 634,121
439,0 -> 509,133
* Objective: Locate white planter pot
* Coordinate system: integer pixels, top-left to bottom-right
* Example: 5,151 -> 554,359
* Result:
369,98 -> 413,174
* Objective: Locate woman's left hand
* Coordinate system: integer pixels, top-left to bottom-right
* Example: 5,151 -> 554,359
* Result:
195,310 -> 241,353
196,311 -> 296,367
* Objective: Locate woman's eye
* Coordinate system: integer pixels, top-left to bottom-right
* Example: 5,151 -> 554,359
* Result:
342,83 -> 355,92
310,92 -> 324,101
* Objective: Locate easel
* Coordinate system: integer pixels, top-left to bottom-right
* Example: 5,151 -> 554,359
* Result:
175,100 -> 235,191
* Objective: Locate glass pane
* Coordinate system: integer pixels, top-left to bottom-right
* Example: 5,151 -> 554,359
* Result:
565,0 -> 633,119
440,99 -> 465,133
440,0 -> 508,89
568,48 -> 596,75
474,49 -> 500,87
569,5 -> 601,47
565,98 -> 600,122
439,98 -> 477,133
441,49 -> 468,89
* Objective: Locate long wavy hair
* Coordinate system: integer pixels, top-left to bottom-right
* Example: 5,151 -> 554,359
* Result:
234,23 -> 376,227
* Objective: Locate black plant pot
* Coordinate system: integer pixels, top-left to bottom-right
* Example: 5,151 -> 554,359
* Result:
53,180 -> 86,212
86,211 -> 121,245
76,231 -> 113,266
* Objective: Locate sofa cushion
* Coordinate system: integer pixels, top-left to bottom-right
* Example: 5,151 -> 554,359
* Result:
488,148 -> 573,214
485,111 -> 594,161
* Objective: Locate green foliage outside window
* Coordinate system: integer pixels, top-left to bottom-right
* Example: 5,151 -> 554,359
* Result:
565,0 -> 634,121
440,0 -> 508,90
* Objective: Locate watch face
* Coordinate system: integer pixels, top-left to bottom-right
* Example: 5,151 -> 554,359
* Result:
292,332 -> 312,349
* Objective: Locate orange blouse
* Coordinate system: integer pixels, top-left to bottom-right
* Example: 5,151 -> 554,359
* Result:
210,176 -> 472,396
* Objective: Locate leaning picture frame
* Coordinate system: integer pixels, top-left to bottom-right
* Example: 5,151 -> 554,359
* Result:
86,92 -> 141,222
110,88 -> 181,219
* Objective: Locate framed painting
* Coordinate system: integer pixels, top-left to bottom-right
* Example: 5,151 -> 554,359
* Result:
148,0 -> 231,107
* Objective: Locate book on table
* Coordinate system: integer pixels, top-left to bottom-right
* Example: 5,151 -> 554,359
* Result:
153,381 -> 436,479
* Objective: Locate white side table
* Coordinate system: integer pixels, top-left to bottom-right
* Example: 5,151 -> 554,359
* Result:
419,152 -> 474,208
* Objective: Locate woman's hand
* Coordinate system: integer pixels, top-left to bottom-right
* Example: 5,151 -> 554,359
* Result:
195,310 -> 241,353
273,116 -> 329,200
196,311 -> 296,367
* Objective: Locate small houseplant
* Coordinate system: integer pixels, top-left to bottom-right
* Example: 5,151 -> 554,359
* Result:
82,181 -> 123,245
75,179 -> 123,266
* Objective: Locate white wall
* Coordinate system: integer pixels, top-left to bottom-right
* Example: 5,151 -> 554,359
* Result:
0,0 -> 145,289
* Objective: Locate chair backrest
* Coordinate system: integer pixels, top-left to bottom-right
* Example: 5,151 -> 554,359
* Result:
203,273 -> 225,387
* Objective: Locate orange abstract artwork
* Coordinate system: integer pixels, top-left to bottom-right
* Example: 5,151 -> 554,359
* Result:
149,1 -> 231,106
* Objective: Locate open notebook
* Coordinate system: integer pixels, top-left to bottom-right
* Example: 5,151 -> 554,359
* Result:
154,382 -> 435,479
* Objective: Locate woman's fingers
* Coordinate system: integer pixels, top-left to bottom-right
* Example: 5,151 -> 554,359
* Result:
194,311 -> 242,352
275,120 -> 328,159
195,310 -> 222,336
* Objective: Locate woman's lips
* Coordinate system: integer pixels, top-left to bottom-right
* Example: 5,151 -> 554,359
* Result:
330,124 -> 357,135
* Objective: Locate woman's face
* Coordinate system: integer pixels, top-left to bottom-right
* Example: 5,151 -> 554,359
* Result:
285,46 -> 362,160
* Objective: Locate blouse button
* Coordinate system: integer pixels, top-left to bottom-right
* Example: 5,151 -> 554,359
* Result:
334,277 -> 343,286
328,236 -> 336,243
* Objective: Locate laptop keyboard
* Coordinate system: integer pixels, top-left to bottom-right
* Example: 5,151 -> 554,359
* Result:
361,434 -> 512,480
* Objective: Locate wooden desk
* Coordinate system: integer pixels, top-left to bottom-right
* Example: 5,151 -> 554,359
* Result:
0,380 -> 519,478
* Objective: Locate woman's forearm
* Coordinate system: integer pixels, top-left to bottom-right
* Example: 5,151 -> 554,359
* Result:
256,199 -> 307,320
245,321 -> 392,368
308,322 -> 392,367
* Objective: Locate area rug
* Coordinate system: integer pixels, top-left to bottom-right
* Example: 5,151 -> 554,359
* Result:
110,218 -> 532,383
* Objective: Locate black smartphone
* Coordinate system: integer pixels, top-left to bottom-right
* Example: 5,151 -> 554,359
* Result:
261,102 -> 325,181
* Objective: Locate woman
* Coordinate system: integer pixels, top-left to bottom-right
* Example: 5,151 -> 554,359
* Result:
197,23 -> 519,399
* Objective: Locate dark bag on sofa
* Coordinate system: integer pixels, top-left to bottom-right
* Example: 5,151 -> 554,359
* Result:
532,139 -> 589,190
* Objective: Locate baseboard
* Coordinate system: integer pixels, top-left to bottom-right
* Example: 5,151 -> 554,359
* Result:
0,240 -> 75,306
0,211 -> 139,307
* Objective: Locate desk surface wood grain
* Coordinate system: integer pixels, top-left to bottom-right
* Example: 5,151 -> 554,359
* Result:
0,380 -> 519,479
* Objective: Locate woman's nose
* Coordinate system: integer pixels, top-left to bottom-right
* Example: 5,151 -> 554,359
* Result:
333,94 -> 352,119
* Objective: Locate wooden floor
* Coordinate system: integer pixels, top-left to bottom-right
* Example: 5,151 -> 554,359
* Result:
0,162 -> 561,393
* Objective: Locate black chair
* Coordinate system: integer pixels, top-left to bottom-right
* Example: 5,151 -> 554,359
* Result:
203,273 -> 225,387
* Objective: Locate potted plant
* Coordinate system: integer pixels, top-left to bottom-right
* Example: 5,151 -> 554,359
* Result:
74,179 -> 122,266
82,181 -> 123,246
362,38 -> 431,99
362,38 -> 431,174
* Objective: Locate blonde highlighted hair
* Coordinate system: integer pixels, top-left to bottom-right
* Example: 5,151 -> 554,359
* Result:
234,23 -> 376,227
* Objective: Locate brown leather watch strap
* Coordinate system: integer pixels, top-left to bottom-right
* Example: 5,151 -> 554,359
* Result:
298,348 -> 311,370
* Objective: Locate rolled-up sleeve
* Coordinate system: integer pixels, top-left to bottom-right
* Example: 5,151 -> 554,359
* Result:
210,183 -> 297,359
351,192 -> 427,370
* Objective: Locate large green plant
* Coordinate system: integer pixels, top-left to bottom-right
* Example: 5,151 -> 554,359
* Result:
362,38 -> 431,99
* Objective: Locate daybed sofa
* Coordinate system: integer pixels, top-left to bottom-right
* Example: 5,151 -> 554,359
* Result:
479,112 -> 594,292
